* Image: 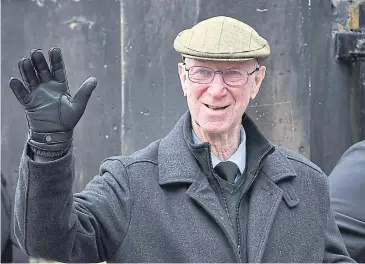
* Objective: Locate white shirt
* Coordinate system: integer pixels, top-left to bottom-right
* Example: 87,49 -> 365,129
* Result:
192,127 -> 247,182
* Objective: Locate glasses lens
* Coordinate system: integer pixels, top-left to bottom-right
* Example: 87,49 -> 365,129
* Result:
223,70 -> 247,86
188,67 -> 214,84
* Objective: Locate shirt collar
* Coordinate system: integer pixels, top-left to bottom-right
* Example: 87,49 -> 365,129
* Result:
192,127 -> 247,174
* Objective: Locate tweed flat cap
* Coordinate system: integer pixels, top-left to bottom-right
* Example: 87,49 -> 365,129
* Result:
173,16 -> 270,61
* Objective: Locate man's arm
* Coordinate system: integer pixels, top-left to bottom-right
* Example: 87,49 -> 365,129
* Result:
14,146 -> 132,262
329,140 -> 365,263
8,47 -> 132,262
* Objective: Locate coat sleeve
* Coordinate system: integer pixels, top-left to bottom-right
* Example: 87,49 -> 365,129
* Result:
13,145 -> 133,263
329,140 -> 365,263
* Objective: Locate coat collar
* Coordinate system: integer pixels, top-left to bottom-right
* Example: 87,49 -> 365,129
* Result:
158,111 -> 297,185
158,112 -> 201,185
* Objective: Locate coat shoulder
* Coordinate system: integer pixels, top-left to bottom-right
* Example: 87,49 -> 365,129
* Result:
104,140 -> 161,166
98,140 -> 161,177
272,146 -> 329,203
275,146 -> 325,176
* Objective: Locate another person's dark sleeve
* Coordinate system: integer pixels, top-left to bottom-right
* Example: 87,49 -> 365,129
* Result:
329,140 -> 365,263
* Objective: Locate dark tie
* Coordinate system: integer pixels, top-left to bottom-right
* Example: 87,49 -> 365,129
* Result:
214,161 -> 239,184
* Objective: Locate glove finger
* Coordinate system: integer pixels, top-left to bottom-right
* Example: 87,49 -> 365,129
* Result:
31,49 -> 51,83
73,77 -> 97,110
9,78 -> 29,105
18,57 -> 39,91
48,47 -> 67,83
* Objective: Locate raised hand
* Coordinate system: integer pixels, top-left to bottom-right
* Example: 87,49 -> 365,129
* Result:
9,47 -> 97,155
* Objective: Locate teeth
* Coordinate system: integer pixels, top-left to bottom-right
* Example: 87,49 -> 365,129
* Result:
207,104 -> 225,109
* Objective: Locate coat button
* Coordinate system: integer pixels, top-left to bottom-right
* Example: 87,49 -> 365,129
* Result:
45,135 -> 52,142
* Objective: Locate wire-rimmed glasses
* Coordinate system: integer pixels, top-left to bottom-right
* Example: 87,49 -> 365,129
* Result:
184,63 -> 258,87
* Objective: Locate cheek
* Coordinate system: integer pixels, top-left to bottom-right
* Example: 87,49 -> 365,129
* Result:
233,86 -> 249,104
186,85 -> 209,118
231,86 -> 251,112
186,84 -> 207,100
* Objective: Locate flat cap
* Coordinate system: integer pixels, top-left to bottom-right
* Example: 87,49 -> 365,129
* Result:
173,16 -> 270,61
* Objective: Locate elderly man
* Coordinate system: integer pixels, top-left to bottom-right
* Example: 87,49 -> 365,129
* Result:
11,16 -> 353,263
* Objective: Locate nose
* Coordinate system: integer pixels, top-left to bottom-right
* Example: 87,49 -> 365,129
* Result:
207,73 -> 226,96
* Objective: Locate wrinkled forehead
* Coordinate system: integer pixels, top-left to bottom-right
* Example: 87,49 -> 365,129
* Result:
185,57 -> 257,69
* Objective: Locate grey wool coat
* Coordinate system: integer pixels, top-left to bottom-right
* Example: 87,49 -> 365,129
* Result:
14,112 -> 354,263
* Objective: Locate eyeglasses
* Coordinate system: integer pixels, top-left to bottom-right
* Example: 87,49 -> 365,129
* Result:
184,63 -> 259,87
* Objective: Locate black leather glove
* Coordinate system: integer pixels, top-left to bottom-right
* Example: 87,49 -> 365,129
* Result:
9,47 -> 97,157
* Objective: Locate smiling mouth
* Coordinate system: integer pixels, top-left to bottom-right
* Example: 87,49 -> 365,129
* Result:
204,104 -> 229,110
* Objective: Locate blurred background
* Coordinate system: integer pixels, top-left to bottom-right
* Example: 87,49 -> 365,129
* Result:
1,0 -> 364,262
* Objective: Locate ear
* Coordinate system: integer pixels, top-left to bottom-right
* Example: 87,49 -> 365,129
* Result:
250,65 -> 266,100
178,62 -> 188,96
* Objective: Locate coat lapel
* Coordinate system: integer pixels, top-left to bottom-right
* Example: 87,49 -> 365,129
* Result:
247,148 -> 299,263
157,113 -> 238,254
186,174 -> 237,249
247,175 -> 283,263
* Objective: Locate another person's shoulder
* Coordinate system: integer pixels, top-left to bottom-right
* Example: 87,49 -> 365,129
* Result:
346,139 -> 365,150
333,139 -> 365,167
328,139 -> 365,211
329,139 -> 365,184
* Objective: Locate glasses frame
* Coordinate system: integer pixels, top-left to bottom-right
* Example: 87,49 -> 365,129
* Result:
183,62 -> 259,87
